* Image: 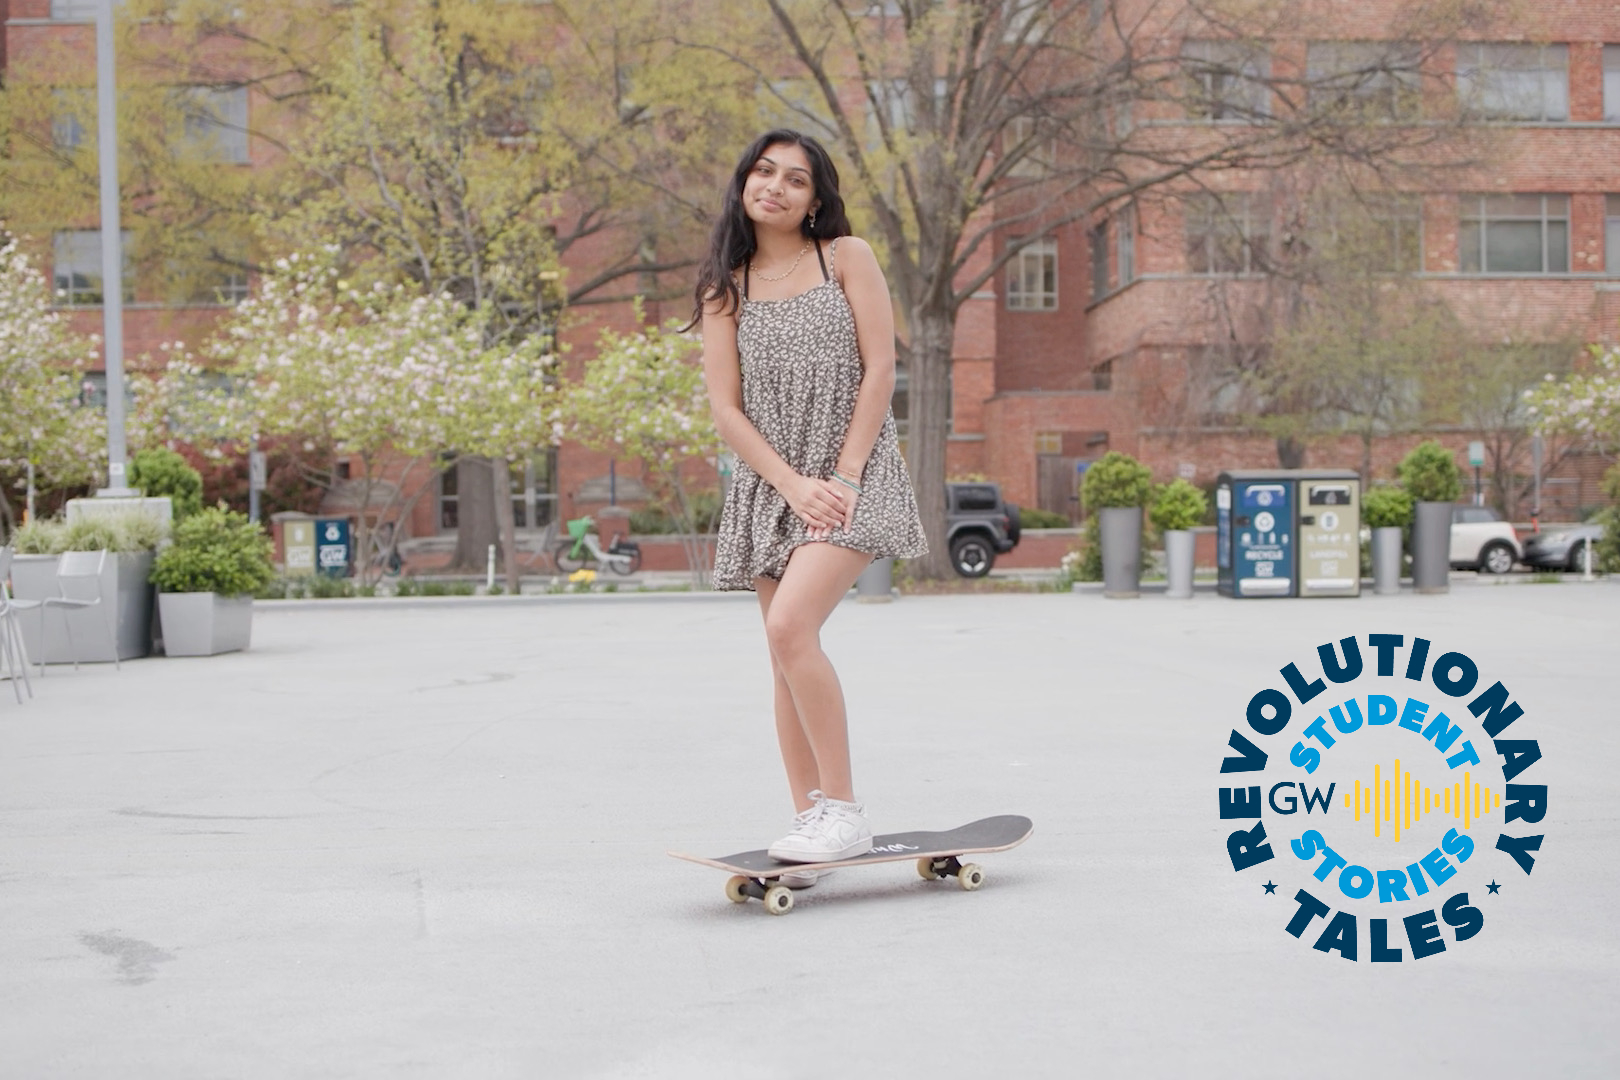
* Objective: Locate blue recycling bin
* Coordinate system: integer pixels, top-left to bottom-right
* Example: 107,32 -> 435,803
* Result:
314,517 -> 352,578
1217,471 -> 1295,597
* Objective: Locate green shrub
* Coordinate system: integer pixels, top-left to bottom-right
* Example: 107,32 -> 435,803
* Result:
1363,485 -> 1414,529
115,511 -> 171,551
149,506 -> 275,595
629,490 -> 722,534
129,448 -> 204,518
1080,452 -> 1153,510
62,517 -> 121,552
1018,507 -> 1071,529
1149,479 -> 1208,533
629,507 -> 677,534
1397,441 -> 1464,504
11,518 -> 67,555
1593,465 -> 1620,574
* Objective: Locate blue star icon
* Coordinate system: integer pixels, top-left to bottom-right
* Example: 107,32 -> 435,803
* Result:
1487,880 -> 1501,894
1263,881 -> 1277,895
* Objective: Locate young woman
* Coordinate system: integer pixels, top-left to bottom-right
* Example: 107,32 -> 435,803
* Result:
693,130 -> 927,887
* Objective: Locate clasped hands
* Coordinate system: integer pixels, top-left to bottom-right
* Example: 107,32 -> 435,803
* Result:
785,468 -> 862,541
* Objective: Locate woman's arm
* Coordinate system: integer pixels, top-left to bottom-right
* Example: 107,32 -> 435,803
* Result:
700,294 -> 846,532
832,237 -> 898,482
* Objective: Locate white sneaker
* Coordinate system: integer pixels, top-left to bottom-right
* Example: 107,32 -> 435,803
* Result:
768,790 -> 874,863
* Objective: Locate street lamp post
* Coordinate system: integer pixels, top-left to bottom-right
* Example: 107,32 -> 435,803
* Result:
95,0 -> 135,497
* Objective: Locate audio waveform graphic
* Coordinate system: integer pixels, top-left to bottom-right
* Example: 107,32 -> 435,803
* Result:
1340,759 -> 1500,842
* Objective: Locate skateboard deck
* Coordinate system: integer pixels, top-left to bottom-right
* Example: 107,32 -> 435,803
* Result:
670,814 -> 1032,915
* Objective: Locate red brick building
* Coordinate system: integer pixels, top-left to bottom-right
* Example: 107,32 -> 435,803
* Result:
7,0 -> 1619,571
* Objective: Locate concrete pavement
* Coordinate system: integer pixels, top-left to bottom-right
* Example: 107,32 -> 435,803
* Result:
1,583 -> 1616,1077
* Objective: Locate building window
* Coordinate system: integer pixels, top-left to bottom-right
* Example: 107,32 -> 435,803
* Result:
1116,206 -> 1135,286
50,1 -> 99,19
1319,194 -> 1423,272
1457,43 -> 1568,122
515,448 -> 559,529
891,365 -> 952,437
1005,115 -> 1054,178
1606,47 -> 1620,123
1306,41 -> 1422,120
1008,237 -> 1058,310
176,87 -> 250,164
1089,221 -> 1109,302
1607,195 -> 1620,273
1459,194 -> 1568,274
1185,193 -> 1269,274
51,89 -> 90,150
1181,39 -> 1271,121
439,457 -> 459,531
1092,360 -> 1113,392
53,230 -> 133,306
1035,431 -> 1063,455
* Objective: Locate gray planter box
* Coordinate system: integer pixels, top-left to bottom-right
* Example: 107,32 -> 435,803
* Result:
1164,529 -> 1195,599
1372,526 -> 1403,595
158,593 -> 254,657
1100,506 -> 1143,598
13,551 -> 154,664
1411,501 -> 1453,594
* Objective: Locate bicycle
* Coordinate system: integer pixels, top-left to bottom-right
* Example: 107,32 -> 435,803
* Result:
552,515 -> 641,575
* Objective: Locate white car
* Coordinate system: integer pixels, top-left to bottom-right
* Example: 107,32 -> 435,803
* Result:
1450,505 -> 1521,574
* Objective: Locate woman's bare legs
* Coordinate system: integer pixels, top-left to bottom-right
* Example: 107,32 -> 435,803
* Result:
754,543 -> 874,811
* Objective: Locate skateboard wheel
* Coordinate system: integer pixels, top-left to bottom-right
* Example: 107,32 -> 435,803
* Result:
763,885 -> 794,915
958,863 -> 985,891
725,875 -> 751,904
917,858 -> 939,881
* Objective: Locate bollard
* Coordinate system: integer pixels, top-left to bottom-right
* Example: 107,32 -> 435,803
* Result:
856,557 -> 893,603
487,544 -> 496,591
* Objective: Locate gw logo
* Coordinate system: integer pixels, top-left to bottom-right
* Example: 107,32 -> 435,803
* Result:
1220,782 -> 1336,817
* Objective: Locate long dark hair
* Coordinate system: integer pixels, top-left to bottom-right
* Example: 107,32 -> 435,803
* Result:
686,129 -> 851,330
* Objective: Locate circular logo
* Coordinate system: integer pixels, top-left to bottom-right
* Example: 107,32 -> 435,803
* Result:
1321,511 -> 1340,531
1255,511 -> 1276,533
1215,633 -> 1548,962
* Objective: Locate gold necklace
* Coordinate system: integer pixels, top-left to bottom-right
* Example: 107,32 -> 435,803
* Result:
750,239 -> 812,282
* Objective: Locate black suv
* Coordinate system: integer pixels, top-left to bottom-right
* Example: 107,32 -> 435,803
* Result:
946,482 -> 1021,577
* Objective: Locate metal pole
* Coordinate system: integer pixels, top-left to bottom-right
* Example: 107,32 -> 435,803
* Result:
1530,435 -> 1543,532
94,0 -> 135,497
1474,465 -> 1482,507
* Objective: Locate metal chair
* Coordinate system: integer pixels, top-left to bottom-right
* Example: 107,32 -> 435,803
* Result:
0,546 -> 34,702
43,549 -> 121,674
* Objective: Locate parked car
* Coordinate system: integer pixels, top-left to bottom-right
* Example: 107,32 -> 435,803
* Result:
1520,522 -> 1605,571
946,482 -> 1021,577
1449,505 -> 1521,574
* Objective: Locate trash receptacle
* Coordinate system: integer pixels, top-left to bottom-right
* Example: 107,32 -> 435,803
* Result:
277,512 -> 316,577
315,517 -> 352,578
1297,471 -> 1361,597
1217,471 -> 1295,598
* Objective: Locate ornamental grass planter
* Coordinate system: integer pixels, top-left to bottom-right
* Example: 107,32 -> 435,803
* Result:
1411,501 -> 1453,594
13,551 -> 155,664
1372,526 -> 1404,595
1099,506 -> 1144,598
157,592 -> 254,657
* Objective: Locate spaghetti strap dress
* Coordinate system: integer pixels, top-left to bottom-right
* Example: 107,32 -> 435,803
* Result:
711,237 -> 928,591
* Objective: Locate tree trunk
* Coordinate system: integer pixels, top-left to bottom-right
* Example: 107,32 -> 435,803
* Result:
1276,436 -> 1306,470
452,455 -> 497,570
492,457 -> 521,594
907,304 -> 955,580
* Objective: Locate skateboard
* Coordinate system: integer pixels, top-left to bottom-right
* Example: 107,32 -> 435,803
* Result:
669,814 -> 1032,915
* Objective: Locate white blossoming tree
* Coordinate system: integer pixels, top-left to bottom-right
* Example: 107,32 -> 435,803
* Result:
562,308 -> 723,587
0,231 -> 105,533
142,249 -> 558,585
1527,342 -> 1620,448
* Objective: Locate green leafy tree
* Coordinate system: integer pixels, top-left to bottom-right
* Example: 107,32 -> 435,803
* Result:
561,306 -> 724,587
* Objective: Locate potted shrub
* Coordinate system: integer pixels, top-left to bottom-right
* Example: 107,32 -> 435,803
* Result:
1151,478 -> 1208,599
1082,451 -> 1154,598
9,512 -> 168,663
128,448 -> 204,518
1397,441 -> 1463,594
150,507 -> 275,656
1362,485 -> 1413,595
